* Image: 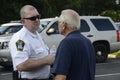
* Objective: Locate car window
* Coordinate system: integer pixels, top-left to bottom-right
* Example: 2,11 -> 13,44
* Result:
47,21 -> 59,35
0,26 -> 9,34
51,21 -> 59,34
47,19 -> 90,35
91,19 -> 115,31
41,20 -> 50,26
38,20 -> 51,33
80,19 -> 90,32
37,25 -> 45,33
5,25 -> 22,34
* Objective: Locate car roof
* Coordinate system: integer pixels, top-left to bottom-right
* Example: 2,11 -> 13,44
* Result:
80,16 -> 110,19
1,23 -> 22,26
40,16 -> 109,21
40,18 -> 54,21
40,17 -> 59,22
115,22 -> 120,24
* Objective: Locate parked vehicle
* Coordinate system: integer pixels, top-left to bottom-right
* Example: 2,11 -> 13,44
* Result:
40,16 -> 120,63
0,23 -> 23,67
0,23 -> 23,35
0,16 -> 120,67
0,22 -> 47,67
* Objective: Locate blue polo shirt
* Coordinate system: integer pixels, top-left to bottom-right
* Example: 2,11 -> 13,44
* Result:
52,30 -> 95,80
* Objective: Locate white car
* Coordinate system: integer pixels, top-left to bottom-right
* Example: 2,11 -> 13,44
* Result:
40,18 -> 64,48
0,23 -> 23,35
40,16 -> 120,63
0,23 -> 23,67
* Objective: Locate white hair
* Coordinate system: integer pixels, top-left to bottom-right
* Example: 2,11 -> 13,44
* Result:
59,9 -> 80,30
20,5 -> 37,19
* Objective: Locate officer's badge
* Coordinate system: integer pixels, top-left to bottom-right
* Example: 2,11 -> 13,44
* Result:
16,40 -> 25,51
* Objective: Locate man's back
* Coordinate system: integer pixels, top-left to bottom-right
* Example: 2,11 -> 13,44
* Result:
53,30 -> 95,80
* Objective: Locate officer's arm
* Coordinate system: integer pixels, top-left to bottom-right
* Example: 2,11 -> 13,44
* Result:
55,74 -> 66,80
16,55 -> 54,71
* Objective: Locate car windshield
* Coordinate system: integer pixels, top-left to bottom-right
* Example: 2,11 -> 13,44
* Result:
37,20 -> 51,33
0,24 -> 23,35
0,26 -> 9,34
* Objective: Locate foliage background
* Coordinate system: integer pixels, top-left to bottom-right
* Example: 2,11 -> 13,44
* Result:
0,0 -> 120,24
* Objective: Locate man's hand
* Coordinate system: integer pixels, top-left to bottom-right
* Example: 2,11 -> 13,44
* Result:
44,55 -> 55,65
55,74 -> 66,80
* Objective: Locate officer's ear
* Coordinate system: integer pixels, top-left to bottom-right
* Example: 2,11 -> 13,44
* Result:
21,19 -> 24,23
21,19 -> 26,25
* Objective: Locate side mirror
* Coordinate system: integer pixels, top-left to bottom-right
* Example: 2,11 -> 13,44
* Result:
47,28 -> 55,35
5,32 -> 9,34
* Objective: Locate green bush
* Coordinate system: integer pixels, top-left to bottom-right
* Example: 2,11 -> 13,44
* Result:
100,10 -> 120,22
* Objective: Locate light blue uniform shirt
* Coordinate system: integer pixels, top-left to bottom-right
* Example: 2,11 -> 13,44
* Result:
9,27 -> 50,79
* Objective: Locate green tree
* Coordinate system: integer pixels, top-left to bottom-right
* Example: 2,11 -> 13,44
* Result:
0,0 -> 22,24
80,0 -> 95,15
0,0 -> 120,24
94,0 -> 115,14
100,10 -> 120,22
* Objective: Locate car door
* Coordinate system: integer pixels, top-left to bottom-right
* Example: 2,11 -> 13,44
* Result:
40,20 -> 64,49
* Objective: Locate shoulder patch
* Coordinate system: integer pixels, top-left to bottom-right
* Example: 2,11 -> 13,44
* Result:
16,40 -> 25,51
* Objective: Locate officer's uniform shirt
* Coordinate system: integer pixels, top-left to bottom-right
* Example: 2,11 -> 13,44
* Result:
9,27 -> 50,79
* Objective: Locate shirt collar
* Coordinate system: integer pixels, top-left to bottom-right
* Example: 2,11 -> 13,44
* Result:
66,30 -> 80,37
23,27 -> 38,38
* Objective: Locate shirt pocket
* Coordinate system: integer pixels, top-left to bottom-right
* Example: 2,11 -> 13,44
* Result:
30,47 -> 47,59
35,47 -> 45,54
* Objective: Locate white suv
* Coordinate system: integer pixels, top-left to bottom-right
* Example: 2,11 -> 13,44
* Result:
40,16 -> 120,63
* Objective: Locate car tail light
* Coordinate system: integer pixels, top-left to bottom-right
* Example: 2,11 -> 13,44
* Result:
117,30 -> 120,41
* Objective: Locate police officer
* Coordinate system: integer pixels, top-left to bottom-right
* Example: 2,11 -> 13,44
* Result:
9,5 -> 54,80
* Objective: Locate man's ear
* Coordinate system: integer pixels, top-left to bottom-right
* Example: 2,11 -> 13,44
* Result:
21,19 -> 24,23
64,23 -> 67,29
21,19 -> 26,26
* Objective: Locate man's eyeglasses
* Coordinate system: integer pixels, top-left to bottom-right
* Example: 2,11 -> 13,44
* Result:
23,15 -> 40,21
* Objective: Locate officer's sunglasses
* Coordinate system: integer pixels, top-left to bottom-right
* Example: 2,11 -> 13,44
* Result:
23,15 -> 40,21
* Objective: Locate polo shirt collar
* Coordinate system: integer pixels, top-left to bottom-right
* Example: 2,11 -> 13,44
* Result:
66,30 -> 80,37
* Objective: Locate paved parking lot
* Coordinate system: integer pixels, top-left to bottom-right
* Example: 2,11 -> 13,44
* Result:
0,58 -> 120,80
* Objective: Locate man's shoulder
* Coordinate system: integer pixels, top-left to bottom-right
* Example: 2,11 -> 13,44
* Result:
12,28 -> 27,40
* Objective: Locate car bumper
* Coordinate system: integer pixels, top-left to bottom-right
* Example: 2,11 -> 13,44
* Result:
0,49 -> 12,67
